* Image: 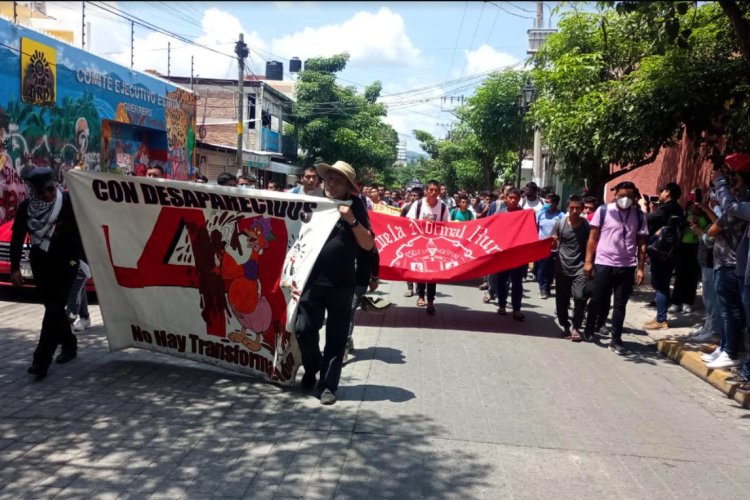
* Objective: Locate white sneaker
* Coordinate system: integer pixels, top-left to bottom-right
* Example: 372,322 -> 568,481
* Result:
73,318 -> 91,332
702,347 -> 722,362
668,304 -> 681,314
706,352 -> 741,370
683,305 -> 693,314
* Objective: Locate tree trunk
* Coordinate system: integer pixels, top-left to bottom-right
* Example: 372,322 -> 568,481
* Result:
719,1 -> 750,76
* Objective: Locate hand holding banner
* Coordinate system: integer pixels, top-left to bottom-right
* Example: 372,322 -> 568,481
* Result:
66,171 -> 342,385
369,209 -> 551,283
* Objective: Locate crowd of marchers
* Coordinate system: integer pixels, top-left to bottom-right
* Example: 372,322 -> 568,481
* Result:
8,153 -> 750,405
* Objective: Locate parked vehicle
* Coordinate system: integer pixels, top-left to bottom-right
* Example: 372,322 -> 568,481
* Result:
0,220 -> 94,291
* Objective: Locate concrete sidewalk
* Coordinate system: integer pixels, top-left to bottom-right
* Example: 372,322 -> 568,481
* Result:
1,279 -> 750,499
620,279 -> 750,407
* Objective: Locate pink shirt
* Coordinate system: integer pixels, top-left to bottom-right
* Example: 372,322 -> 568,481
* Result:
591,203 -> 648,268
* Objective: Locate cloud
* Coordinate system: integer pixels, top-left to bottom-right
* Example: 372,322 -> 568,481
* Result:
459,44 -> 520,77
270,7 -> 421,68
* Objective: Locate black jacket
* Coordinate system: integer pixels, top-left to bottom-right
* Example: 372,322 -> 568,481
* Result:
10,191 -> 84,273
647,200 -> 685,236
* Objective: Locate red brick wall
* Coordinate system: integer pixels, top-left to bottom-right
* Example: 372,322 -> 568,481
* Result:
604,135 -> 715,205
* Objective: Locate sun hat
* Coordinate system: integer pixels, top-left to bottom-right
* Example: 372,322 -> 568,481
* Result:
317,161 -> 358,193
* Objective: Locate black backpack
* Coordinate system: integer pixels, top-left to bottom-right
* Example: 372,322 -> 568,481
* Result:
648,215 -> 682,261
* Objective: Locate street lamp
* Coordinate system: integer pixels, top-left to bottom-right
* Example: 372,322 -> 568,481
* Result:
515,79 -> 536,188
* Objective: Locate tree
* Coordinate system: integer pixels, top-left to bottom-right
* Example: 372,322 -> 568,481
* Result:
530,2 -> 748,193
458,70 -> 532,189
293,53 -> 398,173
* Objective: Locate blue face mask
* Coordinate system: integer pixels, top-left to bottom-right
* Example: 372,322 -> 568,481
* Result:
543,203 -> 551,210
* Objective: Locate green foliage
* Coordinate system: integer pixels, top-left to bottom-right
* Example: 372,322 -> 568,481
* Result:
530,1 -> 750,190
293,53 -> 397,173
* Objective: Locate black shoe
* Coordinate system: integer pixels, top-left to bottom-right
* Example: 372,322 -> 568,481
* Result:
300,371 -> 317,391
56,349 -> 77,364
609,342 -> 627,355
319,388 -> 337,405
27,363 -> 48,380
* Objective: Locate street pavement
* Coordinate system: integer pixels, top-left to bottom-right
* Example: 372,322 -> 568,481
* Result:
1,277 -> 750,500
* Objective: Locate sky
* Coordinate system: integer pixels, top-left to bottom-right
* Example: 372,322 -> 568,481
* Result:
42,1 -> 573,153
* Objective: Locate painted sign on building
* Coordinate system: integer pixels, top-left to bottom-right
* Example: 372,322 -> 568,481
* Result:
0,19 -> 197,224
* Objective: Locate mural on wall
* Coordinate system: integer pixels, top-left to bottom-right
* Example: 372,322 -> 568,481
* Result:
0,20 -> 197,224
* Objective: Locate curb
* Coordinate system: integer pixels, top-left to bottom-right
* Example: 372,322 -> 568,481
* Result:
657,340 -> 750,408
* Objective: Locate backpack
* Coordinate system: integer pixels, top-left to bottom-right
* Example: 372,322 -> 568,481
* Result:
647,215 -> 683,261
596,205 -> 644,239
415,200 -> 447,221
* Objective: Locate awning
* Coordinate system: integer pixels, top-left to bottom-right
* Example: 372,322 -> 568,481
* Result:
264,161 -> 302,175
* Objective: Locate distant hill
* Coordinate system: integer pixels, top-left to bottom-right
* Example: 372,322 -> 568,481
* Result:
405,150 -> 427,163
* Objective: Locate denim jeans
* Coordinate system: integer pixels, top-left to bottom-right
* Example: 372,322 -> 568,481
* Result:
536,257 -> 555,293
650,258 -> 675,323
700,266 -> 721,334
739,284 -> 750,379
584,265 -> 635,344
714,267 -> 744,358
496,265 -> 526,311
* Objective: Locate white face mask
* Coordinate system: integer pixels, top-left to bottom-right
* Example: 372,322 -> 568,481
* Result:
616,197 -> 633,210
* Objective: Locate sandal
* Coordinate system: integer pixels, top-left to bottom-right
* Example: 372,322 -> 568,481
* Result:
416,297 -> 426,307
482,293 -> 493,304
512,311 -> 525,322
426,303 -> 435,315
570,328 -> 582,342
404,290 -> 414,298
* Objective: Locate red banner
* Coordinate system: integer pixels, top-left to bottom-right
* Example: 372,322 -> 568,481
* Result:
369,209 -> 552,283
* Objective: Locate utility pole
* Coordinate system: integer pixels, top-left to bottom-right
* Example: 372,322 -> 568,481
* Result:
234,33 -> 249,171
536,1 -> 544,29
130,21 -> 134,69
190,55 -> 194,90
13,1 -> 17,24
167,42 -> 171,77
81,1 -> 86,49
532,1 -> 544,186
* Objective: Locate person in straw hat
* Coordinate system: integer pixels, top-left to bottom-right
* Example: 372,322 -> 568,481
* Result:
294,160 -> 374,405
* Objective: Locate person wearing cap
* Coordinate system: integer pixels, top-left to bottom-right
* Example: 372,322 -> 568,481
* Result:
642,182 -> 685,331
9,167 -> 84,380
709,153 -> 750,377
295,160 -> 374,405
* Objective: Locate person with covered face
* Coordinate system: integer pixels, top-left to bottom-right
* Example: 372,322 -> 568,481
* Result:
10,167 -> 84,379
582,181 -> 648,355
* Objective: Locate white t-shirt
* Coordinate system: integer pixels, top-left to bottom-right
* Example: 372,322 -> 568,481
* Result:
406,199 -> 449,221
521,197 -> 543,213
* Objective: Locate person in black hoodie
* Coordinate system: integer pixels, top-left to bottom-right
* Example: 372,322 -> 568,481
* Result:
643,182 -> 685,330
10,167 -> 84,380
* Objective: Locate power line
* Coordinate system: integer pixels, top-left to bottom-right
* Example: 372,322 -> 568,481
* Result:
507,2 -> 536,13
486,1 -> 535,20
459,2 -> 486,78
87,1 -> 239,65
446,1 -> 469,80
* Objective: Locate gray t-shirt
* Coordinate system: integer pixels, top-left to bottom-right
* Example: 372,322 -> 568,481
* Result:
552,216 -> 590,276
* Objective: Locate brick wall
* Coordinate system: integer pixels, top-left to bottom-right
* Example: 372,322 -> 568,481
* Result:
604,135 -> 715,205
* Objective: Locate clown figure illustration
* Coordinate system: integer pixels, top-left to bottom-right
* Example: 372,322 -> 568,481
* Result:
220,217 -> 274,352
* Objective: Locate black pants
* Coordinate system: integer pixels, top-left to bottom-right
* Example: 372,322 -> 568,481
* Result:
584,265 -> 635,344
672,243 -> 700,306
295,283 -> 354,393
417,283 -> 436,302
30,252 -> 78,369
555,270 -> 587,330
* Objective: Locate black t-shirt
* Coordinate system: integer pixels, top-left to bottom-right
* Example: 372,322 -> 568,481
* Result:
309,195 -> 371,287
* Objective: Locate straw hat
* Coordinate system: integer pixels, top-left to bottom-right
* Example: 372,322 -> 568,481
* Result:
317,161 -> 358,193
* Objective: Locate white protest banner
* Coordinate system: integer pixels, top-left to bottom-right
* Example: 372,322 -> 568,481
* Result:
66,171 -> 341,385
